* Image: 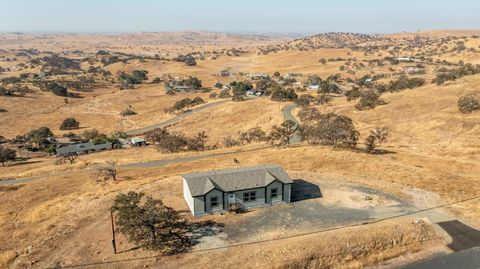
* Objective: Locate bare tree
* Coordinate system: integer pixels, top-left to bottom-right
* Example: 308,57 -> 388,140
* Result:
95,161 -> 118,181
65,153 -> 78,164
365,127 -> 389,152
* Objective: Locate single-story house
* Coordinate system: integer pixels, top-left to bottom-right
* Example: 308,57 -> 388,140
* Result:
56,142 -> 112,156
307,84 -> 320,90
130,137 -> 146,146
249,73 -> 269,80
173,86 -> 194,92
182,164 -> 293,217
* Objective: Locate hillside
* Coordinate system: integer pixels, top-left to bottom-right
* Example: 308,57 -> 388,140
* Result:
1,30 -> 480,269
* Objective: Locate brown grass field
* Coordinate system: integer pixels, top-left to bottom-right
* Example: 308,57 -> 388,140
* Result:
1,30 -> 480,268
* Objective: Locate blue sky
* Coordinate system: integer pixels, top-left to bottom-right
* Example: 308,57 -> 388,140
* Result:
2,0 -> 480,33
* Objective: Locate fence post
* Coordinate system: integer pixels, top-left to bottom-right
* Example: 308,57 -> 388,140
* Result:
111,210 -> 117,254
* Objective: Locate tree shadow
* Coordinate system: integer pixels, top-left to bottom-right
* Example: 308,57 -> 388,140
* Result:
291,179 -> 323,202
8,160 -> 44,167
366,148 -> 397,155
0,184 -> 24,192
116,246 -> 141,254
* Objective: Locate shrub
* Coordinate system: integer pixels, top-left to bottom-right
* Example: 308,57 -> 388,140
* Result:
230,81 -> 253,96
0,146 -> 16,166
296,94 -> 315,107
458,92 -> 480,113
60,117 -> 80,130
316,94 -> 332,105
120,108 -> 137,116
318,81 -> 341,94
355,90 -> 385,111
271,88 -> 298,101
222,136 -> 241,148
388,75 -> 425,92
218,89 -> 231,98
239,127 -> 266,144
365,127 -> 389,152
344,87 -> 362,101
146,128 -> 208,153
297,107 -> 322,122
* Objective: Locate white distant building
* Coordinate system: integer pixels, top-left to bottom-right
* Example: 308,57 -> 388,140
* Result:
396,57 -> 419,62
307,85 -> 320,90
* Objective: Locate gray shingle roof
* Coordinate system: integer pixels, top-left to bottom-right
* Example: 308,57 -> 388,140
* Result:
183,164 -> 292,196
56,142 -> 112,156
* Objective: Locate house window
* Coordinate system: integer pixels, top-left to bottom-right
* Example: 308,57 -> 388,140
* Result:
210,196 -> 219,207
271,188 -> 278,198
243,191 -> 256,202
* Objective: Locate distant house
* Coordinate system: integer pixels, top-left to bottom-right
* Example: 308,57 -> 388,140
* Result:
130,137 -> 146,146
403,66 -> 425,74
292,81 -> 303,87
307,84 -> 320,90
182,164 -> 293,217
249,73 -> 269,80
56,142 -> 112,156
220,70 -> 232,77
173,86 -> 194,92
286,73 -> 303,78
396,57 -> 419,62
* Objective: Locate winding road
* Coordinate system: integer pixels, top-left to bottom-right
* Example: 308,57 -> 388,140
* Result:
282,103 -> 302,144
1,100 -> 299,186
126,99 -> 229,136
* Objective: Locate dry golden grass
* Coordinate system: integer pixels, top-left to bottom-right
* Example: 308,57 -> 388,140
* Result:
1,30 -> 480,268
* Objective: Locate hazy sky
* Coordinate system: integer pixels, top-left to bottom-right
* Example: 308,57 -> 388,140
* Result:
2,0 -> 480,33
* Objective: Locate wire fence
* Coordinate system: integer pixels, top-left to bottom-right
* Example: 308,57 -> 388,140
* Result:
46,194 -> 480,269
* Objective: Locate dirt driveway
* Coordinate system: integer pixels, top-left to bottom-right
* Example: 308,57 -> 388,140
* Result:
198,178 -> 417,248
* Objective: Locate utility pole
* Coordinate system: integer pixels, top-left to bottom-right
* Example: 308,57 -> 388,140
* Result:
110,210 -> 117,254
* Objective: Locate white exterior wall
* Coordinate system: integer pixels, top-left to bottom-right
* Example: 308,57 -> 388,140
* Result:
232,187 -> 266,209
283,183 -> 292,203
182,178 -> 195,215
266,181 -> 283,204
205,189 -> 224,213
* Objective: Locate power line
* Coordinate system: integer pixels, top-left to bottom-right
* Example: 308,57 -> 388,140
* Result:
47,194 -> 480,269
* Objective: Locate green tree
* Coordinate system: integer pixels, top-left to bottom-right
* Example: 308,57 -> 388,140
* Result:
27,127 -> 54,148
458,92 -> 480,113
268,120 -> 299,146
301,113 -> 359,149
111,191 -> 189,254
355,90 -> 385,111
60,117 -> 80,130
0,147 -> 16,166
239,127 -> 266,144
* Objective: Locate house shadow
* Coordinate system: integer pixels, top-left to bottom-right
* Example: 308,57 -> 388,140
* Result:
437,220 -> 480,251
290,179 -> 323,202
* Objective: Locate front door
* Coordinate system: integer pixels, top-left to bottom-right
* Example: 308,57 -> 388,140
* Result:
228,193 -> 236,204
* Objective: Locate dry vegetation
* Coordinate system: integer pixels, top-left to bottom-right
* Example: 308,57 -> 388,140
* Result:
1,29 -> 480,268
